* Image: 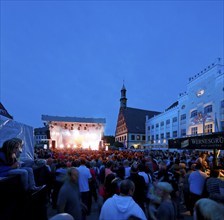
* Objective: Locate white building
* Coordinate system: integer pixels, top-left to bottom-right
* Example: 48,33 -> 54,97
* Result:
145,58 -> 224,149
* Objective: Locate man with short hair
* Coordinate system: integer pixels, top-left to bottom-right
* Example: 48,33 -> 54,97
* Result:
99,179 -> 147,220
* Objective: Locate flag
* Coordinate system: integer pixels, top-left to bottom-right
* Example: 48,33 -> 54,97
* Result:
0,102 -> 13,119
214,113 -> 219,132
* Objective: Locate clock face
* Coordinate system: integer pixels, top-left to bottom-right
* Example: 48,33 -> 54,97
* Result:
196,89 -> 205,97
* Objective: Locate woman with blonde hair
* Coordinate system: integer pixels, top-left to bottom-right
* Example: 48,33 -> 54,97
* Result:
194,198 -> 224,220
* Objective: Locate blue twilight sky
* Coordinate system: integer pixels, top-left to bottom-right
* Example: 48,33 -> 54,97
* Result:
0,0 -> 223,135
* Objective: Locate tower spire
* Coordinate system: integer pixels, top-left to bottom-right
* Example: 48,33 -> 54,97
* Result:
120,82 -> 127,109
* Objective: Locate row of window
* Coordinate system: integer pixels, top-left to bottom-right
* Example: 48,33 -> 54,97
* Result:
148,102 -> 223,131
149,130 -> 179,141
131,134 -> 146,141
150,123 -> 215,140
35,135 -> 47,140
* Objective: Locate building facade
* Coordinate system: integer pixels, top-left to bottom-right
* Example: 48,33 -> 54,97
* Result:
115,84 -> 160,148
34,126 -> 49,148
145,59 -> 224,149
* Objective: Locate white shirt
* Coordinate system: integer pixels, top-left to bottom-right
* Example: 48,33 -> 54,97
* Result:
77,165 -> 92,192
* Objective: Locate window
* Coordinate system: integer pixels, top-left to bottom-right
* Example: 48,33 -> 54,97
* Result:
148,136 -> 151,141
166,132 -> 170,138
148,126 -> 150,131
181,114 -> 186,120
173,131 -> 177,137
142,135 -> 145,141
160,121 -> 164,127
181,129 -> 186,136
151,135 -> 154,141
161,133 -> 164,139
205,124 -> 212,133
172,117 -> 177,123
156,134 -> 159,140
152,125 -> 154,129
221,121 -> 224,131
221,100 -> 224,108
166,119 -> 170,125
136,135 -> 140,140
191,110 -> 198,118
131,135 -> 135,140
156,123 -> 159,128
191,127 -> 198,135
204,105 -> 212,114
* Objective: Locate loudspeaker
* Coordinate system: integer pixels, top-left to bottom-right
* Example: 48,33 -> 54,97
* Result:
47,130 -> 51,139
52,140 -> 56,149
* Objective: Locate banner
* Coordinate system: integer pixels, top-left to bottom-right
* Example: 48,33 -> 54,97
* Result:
168,132 -> 224,149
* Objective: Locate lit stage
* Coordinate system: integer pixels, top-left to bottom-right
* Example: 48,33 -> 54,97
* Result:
42,115 -> 106,151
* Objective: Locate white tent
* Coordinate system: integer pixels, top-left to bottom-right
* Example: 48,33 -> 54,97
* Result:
0,116 -> 34,162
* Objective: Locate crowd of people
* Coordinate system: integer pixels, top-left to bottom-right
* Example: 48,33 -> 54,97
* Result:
1,137 -> 224,220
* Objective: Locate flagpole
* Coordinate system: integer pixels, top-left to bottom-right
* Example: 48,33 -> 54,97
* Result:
213,112 -> 219,168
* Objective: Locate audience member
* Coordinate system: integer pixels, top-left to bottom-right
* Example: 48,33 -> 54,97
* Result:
77,158 -> 92,216
0,138 -> 43,192
193,198 -> 224,220
188,163 -> 208,215
57,167 -> 82,220
155,182 -> 177,220
99,179 -> 147,220
49,213 -> 74,220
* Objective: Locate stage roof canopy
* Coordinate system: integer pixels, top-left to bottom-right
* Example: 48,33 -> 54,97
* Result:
42,115 -> 106,124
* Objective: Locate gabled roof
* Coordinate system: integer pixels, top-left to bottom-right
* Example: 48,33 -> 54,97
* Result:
165,101 -> 179,111
0,102 -> 13,119
41,115 -> 106,124
121,107 -> 161,133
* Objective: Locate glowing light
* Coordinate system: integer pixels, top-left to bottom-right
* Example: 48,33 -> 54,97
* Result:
49,123 -> 104,150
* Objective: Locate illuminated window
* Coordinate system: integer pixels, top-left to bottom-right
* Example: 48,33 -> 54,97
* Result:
205,124 -> 212,133
191,127 -> 198,135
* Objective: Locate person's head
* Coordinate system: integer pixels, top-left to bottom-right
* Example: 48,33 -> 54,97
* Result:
155,182 -> 173,199
209,169 -> 220,178
1,138 -> 23,161
10,138 -> 24,154
194,198 -> 224,220
49,213 -> 74,220
119,179 -> 135,196
195,163 -> 203,171
158,161 -> 167,170
67,167 -> 79,184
